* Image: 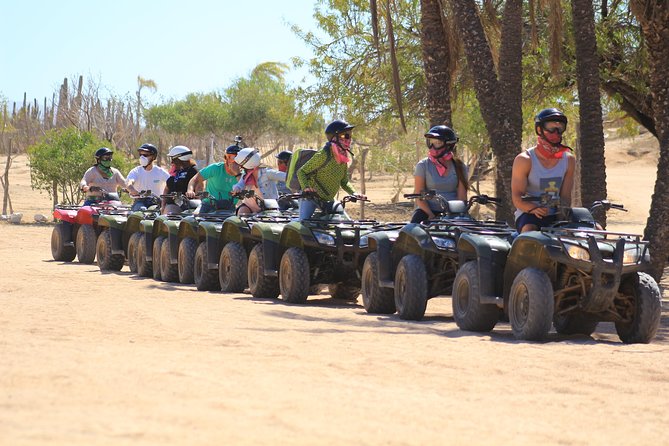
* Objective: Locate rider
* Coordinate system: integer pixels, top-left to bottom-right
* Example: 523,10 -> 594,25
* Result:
275,150 -> 296,210
297,119 -> 365,220
162,145 -> 199,214
410,125 -> 468,224
232,147 -> 287,215
80,147 -> 126,205
125,143 -> 170,211
511,108 -> 576,233
186,141 -> 241,213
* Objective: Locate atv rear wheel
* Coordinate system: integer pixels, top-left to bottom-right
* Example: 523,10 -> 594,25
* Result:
219,241 -> 248,292
279,247 -> 310,304
127,232 -> 141,273
178,237 -> 197,284
394,254 -> 428,321
452,261 -> 499,332
160,238 -> 180,282
615,272 -> 661,344
361,252 -> 395,314
51,224 -> 75,262
136,234 -> 153,277
248,243 -> 279,299
509,268 -> 554,341
96,230 -> 124,271
194,242 -> 220,291
152,236 -> 165,281
76,224 -> 97,264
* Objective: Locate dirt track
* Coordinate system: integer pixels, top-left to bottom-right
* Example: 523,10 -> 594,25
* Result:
1,222 -> 668,445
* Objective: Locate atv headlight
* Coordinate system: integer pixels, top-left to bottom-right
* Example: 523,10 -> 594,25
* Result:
359,234 -> 369,247
432,236 -> 456,250
567,244 -> 590,261
313,231 -> 335,246
622,246 -> 643,264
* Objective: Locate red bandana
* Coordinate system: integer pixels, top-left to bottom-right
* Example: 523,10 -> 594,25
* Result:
332,142 -> 350,164
428,149 -> 454,176
535,136 -> 570,159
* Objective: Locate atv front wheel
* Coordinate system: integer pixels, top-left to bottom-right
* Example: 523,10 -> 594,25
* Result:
219,241 -> 248,293
279,247 -> 310,304
248,243 -> 279,299
361,252 -> 395,314
136,234 -> 153,277
452,261 -> 499,332
508,268 -> 554,341
615,272 -> 661,344
152,236 -> 165,281
178,237 -> 197,284
51,224 -> 75,262
76,224 -> 97,264
394,254 -> 428,321
127,232 -> 141,273
194,242 -> 220,291
96,230 -> 124,271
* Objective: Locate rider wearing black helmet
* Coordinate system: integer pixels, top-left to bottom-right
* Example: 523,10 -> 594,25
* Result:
297,119 -> 365,220
410,125 -> 469,223
80,147 -> 127,205
512,108 -> 575,232
126,143 -> 170,211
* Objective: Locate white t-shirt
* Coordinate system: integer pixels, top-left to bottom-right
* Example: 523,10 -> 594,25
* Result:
126,165 -> 170,196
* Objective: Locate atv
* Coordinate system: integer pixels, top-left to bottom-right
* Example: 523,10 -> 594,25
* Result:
259,191 -> 404,304
452,195 -> 662,344
192,189 -> 294,292
95,191 -> 161,272
134,192 -> 201,279
51,187 -> 130,264
361,191 -> 512,320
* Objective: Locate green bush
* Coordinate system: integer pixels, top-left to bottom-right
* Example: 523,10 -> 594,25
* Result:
27,127 -> 132,205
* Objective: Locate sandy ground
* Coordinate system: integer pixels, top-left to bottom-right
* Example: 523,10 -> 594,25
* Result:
1,131 -> 669,445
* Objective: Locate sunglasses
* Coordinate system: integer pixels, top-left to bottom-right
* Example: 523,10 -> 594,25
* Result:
340,133 -> 352,140
543,125 -> 565,135
426,137 -> 445,147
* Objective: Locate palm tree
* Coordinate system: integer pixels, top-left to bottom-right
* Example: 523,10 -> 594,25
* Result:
571,0 -> 607,224
631,0 -> 669,280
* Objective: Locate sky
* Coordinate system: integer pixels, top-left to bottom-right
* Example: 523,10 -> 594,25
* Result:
1,0 -> 320,106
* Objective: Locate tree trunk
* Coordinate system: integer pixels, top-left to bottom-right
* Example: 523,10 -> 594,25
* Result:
631,0 -> 669,280
571,0 -> 608,225
450,0 -> 522,224
420,0 -> 452,126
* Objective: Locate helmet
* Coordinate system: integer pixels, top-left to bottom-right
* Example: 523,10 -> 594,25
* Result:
235,147 -> 261,169
95,147 -> 113,159
275,150 -> 292,162
226,144 -> 242,155
424,125 -> 459,144
167,145 -> 193,161
535,108 -> 568,128
138,143 -> 158,156
325,119 -> 355,139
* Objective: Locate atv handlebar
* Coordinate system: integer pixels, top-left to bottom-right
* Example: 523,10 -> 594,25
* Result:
405,190 -> 499,210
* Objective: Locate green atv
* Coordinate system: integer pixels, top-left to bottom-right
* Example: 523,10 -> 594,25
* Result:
361,191 -> 512,320
191,189 -> 293,291
134,192 -> 202,279
96,191 -> 160,272
452,196 -> 662,343
255,192 -> 403,304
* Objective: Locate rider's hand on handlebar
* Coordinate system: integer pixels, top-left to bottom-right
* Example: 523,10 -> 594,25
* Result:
303,188 -> 316,193
529,206 -> 549,218
353,193 -> 368,201
185,189 -> 196,199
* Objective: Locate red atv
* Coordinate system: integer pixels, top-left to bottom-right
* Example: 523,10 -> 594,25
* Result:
51,187 -> 130,263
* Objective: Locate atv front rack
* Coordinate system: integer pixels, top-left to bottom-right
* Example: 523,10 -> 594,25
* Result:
424,219 -> 515,237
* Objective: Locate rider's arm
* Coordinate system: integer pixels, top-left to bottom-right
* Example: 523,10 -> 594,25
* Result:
186,172 -> 205,197
340,172 -> 356,195
265,168 -> 286,183
560,154 -> 576,208
511,152 -> 536,214
456,162 -> 468,201
413,173 -> 435,219
297,149 -> 327,191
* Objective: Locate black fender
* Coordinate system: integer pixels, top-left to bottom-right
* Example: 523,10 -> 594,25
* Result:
366,231 -> 395,288
458,233 -> 512,306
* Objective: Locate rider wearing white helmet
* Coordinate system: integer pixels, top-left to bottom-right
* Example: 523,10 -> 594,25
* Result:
161,145 -> 199,214
232,147 -> 287,215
